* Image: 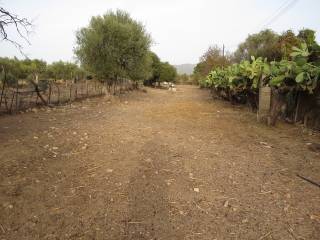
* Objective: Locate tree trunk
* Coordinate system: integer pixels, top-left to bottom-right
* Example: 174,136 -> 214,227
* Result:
48,83 -> 52,104
30,80 -> 47,105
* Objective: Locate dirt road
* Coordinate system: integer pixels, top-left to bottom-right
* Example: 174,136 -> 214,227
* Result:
0,85 -> 319,239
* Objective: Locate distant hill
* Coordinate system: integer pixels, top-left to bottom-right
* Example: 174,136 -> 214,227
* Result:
174,64 -> 196,75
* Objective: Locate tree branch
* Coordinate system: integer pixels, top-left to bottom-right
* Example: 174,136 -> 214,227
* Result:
0,6 -> 33,56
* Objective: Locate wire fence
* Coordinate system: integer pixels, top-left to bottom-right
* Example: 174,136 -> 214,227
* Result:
0,80 -> 111,114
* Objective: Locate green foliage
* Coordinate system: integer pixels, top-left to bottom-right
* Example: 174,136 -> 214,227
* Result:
0,57 -> 24,79
278,30 -> 302,59
268,50 -> 320,93
46,61 -> 82,80
203,28 -> 320,107
290,42 -> 309,58
194,45 -> 231,78
176,73 -> 195,84
144,52 -> 177,85
149,52 -> 161,81
159,62 -> 177,82
129,51 -> 152,82
74,9 -> 151,83
0,72 -> 18,87
204,42 -> 320,98
0,57 -> 86,85
297,29 -> 316,46
296,29 -> 320,65
205,56 -> 270,92
234,28 -> 320,64
233,29 -> 282,62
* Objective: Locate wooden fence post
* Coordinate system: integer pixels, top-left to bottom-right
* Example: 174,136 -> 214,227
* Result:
48,83 -> 52,104
15,82 -> 19,112
75,84 -> 78,99
9,90 -> 15,113
86,81 -> 89,96
28,92 -> 33,108
69,83 -> 72,103
0,67 -> 6,108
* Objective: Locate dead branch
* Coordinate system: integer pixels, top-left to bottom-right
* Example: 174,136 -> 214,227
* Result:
0,6 -> 33,56
29,79 -> 47,106
296,174 -> 320,189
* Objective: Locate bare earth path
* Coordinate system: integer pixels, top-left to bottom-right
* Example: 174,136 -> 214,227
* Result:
0,85 -> 319,240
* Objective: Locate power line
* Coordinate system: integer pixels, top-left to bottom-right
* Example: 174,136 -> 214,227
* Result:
255,0 -> 299,31
256,0 -> 292,29
225,0 -> 299,53
261,0 -> 298,29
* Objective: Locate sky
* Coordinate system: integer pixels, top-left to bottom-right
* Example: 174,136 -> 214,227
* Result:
0,0 -> 319,65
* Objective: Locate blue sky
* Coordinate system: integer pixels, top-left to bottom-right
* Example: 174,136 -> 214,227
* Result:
0,0 -> 319,64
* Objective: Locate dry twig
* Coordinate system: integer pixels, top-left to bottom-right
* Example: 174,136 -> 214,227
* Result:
0,7 -> 33,56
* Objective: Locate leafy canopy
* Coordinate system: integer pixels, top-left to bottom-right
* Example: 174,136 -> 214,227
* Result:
74,10 -> 152,82
159,62 -> 177,82
233,29 -> 281,62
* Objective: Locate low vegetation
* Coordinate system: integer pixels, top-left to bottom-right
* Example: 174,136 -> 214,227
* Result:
197,29 -> 320,126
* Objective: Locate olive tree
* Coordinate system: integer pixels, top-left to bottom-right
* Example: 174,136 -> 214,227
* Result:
144,51 -> 161,86
159,62 -> 177,83
128,52 -> 152,88
74,10 -> 152,91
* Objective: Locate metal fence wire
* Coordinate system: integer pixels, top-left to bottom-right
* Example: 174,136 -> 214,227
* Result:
0,80 -> 108,114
